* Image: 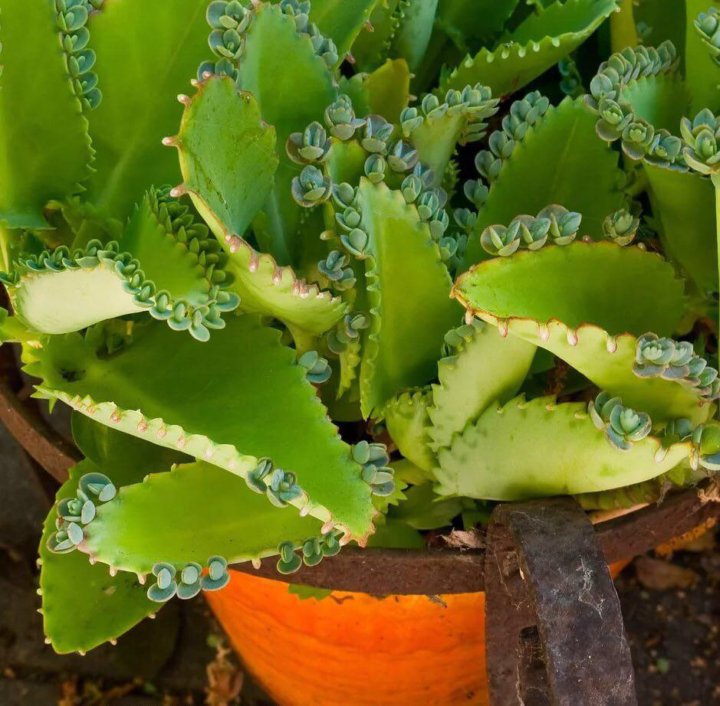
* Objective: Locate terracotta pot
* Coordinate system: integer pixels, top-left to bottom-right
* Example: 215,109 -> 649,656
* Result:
206,561 -> 629,706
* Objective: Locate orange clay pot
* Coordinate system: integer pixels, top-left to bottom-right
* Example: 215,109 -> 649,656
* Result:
206,561 -> 629,706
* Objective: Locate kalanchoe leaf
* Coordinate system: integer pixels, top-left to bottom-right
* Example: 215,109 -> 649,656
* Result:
635,333 -> 675,370
321,530 -> 341,557
429,209 -> 450,241
516,215 -> 550,251
264,468 -> 302,507
647,132 -> 682,165
340,228 -> 370,259
633,335 -> 720,399
66,522 -> 84,546
680,110 -> 720,175
537,205 -> 581,245
147,563 -> 178,603
387,140 -> 419,173
78,472 -> 116,502
695,7 -> 720,60
352,440 -> 389,468
693,424 -> 720,470
80,500 -> 96,525
301,538 -> 323,567
291,165 -> 332,206
332,182 -> 358,209
454,208 -> 478,233
276,541 -> 302,574
401,175 -> 424,204
209,27 -> 244,61
286,121 -> 331,164
480,224 -> 521,257
318,250 -> 356,290
416,191 -> 440,222
589,391 -> 623,430
603,209 -> 640,246
412,162 -> 436,189
336,205 -> 362,231
361,116 -> 394,154
324,94 -> 365,140
399,107 -> 424,136
207,1 -> 250,32
463,179 -> 488,208
245,458 -> 273,495
177,562 -> 203,600
57,497 -> 82,522
201,556 -> 231,591
46,529 -> 76,554
298,351 -> 332,384
327,312 -> 370,353
589,392 -> 651,451
474,151 -> 502,182
662,418 -> 694,444
364,154 -> 387,183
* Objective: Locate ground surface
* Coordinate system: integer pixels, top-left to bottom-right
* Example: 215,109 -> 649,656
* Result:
1,422 -> 718,705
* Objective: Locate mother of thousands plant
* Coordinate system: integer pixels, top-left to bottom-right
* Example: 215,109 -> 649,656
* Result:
1,0 -> 719,658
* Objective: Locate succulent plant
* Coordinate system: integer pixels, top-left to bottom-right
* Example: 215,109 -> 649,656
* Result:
2,0 -> 719,662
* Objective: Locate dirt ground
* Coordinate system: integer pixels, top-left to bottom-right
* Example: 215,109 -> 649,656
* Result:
1,422 -> 718,706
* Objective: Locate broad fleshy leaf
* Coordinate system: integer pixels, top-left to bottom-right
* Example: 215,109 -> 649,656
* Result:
0,0 -> 92,228
26,315 -> 376,540
435,395 -> 692,500
86,0 -> 210,222
81,461 -> 324,574
454,242 -> 712,424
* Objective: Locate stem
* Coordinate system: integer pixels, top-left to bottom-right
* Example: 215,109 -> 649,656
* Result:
0,226 -> 11,273
610,0 -> 638,54
685,0 -> 720,113
712,173 -> 720,337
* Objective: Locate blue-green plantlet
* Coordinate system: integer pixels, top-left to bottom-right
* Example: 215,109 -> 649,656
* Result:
2,0 -> 718,660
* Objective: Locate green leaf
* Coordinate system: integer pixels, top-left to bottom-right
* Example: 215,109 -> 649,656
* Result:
310,0 -> 381,63
176,76 -> 278,242
685,0 -> 720,113
226,240 -> 346,335
0,0 -> 92,228
440,0 -> 618,97
454,242 -> 713,424
392,0 -> 439,72
383,387 -> 436,473
463,98 -> 626,268
356,179 -> 460,416
86,0 -> 210,222
27,314 -> 375,540
621,74 -> 689,132
645,163 -> 717,293
435,395 -> 692,500
631,0 -> 685,56
173,77 -> 343,335
40,420 -> 186,654
364,59 -> 412,123
437,0 -> 520,47
71,413 -> 188,471
427,321 -> 536,451
82,461 -> 324,574
366,519 -> 425,548
389,481 -> 469,529
575,462 -> 703,510
351,0 -> 404,72
405,86 -> 499,188
6,189 -> 240,340
239,3 -> 337,264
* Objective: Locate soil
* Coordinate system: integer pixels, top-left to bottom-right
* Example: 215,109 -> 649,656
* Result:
1,421 -> 718,706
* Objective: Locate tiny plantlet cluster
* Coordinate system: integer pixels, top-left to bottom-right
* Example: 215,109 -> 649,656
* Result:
1,0 -> 720,659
